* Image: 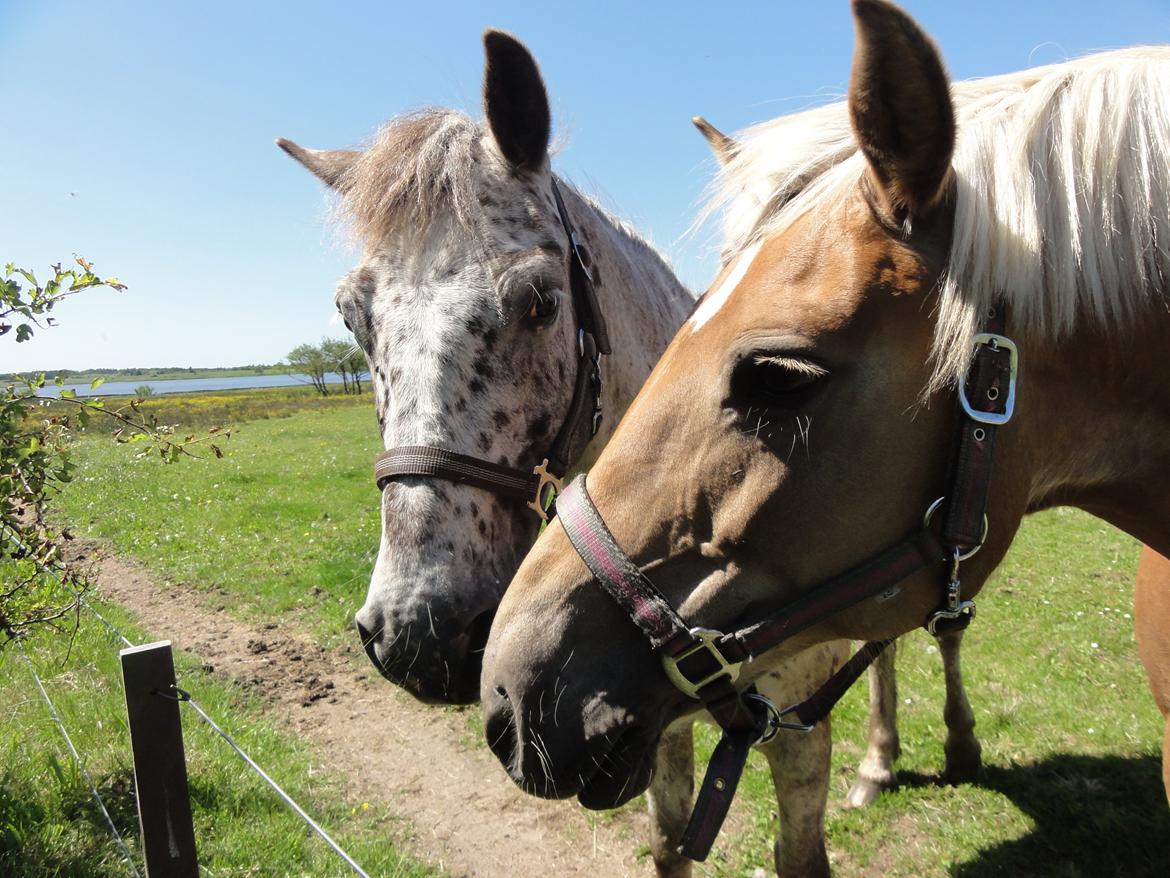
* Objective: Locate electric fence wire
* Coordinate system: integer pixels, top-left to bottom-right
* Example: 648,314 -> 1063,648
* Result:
14,640 -> 143,878
55,579 -> 373,878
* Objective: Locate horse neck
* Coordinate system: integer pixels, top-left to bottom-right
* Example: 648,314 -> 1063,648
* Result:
1017,304 -> 1170,553
556,181 -> 695,455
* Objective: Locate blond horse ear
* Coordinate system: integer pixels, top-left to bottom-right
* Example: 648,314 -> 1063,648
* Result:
848,0 -> 954,218
692,116 -> 736,165
275,138 -> 359,190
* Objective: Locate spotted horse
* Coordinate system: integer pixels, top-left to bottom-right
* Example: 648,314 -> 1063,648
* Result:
279,31 -> 854,877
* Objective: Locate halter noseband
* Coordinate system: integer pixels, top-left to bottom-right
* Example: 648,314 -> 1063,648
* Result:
557,306 -> 1017,861
372,177 -> 611,521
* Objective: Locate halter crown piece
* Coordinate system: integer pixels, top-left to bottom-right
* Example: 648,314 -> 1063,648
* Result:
372,177 -> 610,522
558,305 -> 1017,861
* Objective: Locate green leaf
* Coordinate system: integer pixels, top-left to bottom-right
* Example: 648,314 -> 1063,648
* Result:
89,377 -> 104,391
15,324 -> 32,342
60,389 -> 76,399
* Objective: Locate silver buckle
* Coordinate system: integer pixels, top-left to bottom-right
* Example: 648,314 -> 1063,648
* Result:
926,601 -> 977,636
661,628 -> 741,700
526,459 -> 564,523
958,333 -> 1018,426
743,693 -> 815,743
922,497 -> 987,561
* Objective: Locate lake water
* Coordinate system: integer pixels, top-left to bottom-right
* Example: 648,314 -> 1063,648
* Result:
34,372 -> 366,398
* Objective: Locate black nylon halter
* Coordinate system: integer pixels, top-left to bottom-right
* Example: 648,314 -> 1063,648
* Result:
557,305 -> 1017,861
373,177 -> 611,520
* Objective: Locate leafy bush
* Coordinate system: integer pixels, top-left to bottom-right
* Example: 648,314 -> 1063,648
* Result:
1,258 -> 228,645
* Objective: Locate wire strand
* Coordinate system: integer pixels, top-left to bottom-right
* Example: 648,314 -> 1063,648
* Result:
15,642 -> 143,878
21,539 -> 371,877
179,695 -> 372,878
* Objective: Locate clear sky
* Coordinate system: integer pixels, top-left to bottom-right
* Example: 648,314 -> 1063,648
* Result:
3,0 -> 1169,371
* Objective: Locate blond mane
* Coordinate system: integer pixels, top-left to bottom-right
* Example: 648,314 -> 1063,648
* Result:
705,47 -> 1170,392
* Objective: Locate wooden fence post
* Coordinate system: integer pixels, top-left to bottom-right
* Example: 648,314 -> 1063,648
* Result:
120,640 -> 199,878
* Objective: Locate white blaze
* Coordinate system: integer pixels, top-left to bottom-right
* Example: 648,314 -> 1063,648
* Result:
688,240 -> 764,332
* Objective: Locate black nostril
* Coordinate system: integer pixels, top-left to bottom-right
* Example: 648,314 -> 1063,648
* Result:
484,689 -> 518,770
466,609 -> 495,657
355,615 -> 388,674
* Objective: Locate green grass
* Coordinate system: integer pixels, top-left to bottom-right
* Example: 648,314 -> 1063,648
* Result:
0,586 -> 437,877
52,406 -> 1170,876
55,404 -> 382,652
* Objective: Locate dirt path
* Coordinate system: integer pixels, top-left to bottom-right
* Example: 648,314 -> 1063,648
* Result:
76,541 -> 657,878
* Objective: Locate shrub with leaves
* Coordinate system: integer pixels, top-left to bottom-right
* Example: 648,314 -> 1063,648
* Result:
1,258 -> 229,646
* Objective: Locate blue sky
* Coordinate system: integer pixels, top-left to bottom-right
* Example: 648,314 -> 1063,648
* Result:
3,0 -> 1169,371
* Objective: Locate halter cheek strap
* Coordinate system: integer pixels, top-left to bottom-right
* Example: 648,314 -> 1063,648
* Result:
556,304 -> 1017,861
371,176 -> 609,522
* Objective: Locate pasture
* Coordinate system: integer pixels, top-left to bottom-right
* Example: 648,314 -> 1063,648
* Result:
0,576 -> 434,877
37,394 -> 1168,876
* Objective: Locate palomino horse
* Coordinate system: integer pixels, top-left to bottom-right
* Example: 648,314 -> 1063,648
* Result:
691,114 -> 984,808
279,31 -> 844,876
482,1 -> 1170,872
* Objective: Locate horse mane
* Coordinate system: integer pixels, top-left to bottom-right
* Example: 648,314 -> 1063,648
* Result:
336,109 -> 484,244
334,109 -> 682,288
705,47 -> 1170,392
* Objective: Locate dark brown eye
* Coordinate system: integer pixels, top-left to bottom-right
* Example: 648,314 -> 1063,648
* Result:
734,355 -> 827,407
526,288 -> 560,325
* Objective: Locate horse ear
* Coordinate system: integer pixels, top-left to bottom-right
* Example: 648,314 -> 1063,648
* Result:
848,0 -> 954,218
483,29 -> 551,172
276,138 -> 359,190
692,116 -> 736,165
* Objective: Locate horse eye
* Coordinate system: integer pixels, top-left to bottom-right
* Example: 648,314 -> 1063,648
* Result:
526,288 -> 560,325
736,356 -> 827,406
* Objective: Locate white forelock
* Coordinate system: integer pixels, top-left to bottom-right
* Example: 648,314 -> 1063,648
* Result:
703,47 -> 1170,393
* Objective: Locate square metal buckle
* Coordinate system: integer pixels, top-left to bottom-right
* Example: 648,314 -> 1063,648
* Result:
661,628 -> 741,700
959,333 -> 1018,426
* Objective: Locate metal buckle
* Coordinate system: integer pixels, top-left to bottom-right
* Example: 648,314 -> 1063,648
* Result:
923,497 -> 987,561
661,628 -> 741,700
743,693 -> 815,743
925,546 -> 978,636
959,333 -> 1018,426
527,459 -> 564,523
926,601 -> 977,636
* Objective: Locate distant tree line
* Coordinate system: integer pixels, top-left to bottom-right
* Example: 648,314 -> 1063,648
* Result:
2,364 -> 285,382
286,338 -> 368,396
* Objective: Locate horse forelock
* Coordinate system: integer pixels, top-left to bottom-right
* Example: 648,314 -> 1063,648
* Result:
702,46 -> 1170,394
335,109 -> 486,246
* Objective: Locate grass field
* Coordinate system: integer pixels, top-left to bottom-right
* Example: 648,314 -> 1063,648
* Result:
0,580 -> 436,878
45,396 -> 1170,876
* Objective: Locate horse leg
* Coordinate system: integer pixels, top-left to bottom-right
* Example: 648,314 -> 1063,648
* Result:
755,643 -> 841,878
845,640 -> 900,807
645,718 -> 694,878
938,627 -> 982,782
1134,545 -> 1170,803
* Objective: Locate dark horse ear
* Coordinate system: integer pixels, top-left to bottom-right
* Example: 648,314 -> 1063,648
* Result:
483,29 -> 551,172
275,138 -> 359,190
848,0 -> 954,219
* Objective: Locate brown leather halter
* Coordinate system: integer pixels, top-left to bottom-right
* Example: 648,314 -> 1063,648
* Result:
557,305 -> 1017,860
373,177 -> 611,520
